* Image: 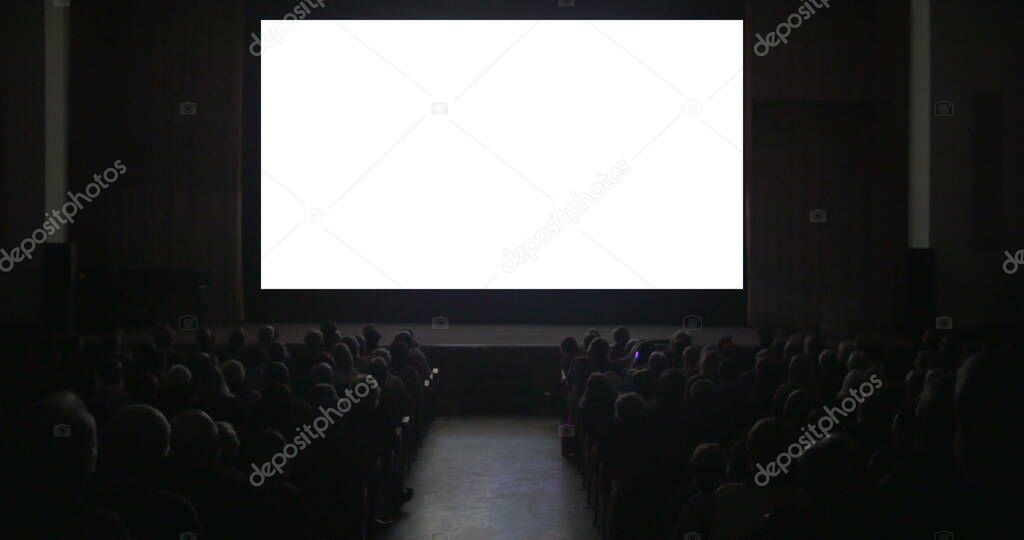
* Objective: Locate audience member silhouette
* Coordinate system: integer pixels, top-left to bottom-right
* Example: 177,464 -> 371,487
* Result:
2,391 -> 129,539
3,322 -> 1016,539
610,326 -> 631,361
91,404 -> 203,540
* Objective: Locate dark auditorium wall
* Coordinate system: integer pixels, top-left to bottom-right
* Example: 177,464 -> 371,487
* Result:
68,0 -> 245,325
746,0 -> 910,331
64,0 -> 913,330
58,0 -> 1018,332
930,0 -> 1024,327
0,0 -> 46,325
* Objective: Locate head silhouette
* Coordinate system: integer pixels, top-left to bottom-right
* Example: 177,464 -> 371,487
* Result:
560,337 -> 580,359
170,410 -> 220,469
215,420 -> 240,467
266,362 -> 290,386
746,417 -> 788,480
648,351 -> 669,376
341,336 -> 361,358
798,434 -> 865,502
257,325 -> 277,350
581,372 -> 617,409
8,391 -> 98,495
102,404 -> 171,478
222,360 -> 246,395
229,328 -> 247,352
656,369 -> 686,407
612,326 -> 631,347
362,325 -> 382,352
955,351 -> 1021,489
614,392 -> 647,426
311,363 -> 334,388
332,343 -> 355,373
699,350 -> 721,382
691,443 -> 726,492
587,338 -> 610,369
632,368 -> 656,400
671,329 -> 692,353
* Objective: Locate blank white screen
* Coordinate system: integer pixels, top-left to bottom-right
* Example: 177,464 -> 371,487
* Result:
261,20 -> 743,289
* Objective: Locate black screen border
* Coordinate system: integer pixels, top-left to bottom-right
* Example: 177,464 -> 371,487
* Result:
242,0 -> 747,324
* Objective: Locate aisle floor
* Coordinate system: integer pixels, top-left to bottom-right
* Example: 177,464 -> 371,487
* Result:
379,416 -> 602,540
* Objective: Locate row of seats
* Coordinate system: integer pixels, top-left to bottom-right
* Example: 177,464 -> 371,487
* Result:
558,327 -> 1020,539
0,323 -> 439,539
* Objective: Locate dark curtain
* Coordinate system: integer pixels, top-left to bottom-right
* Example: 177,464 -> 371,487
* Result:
69,0 -> 244,324
745,0 -> 910,330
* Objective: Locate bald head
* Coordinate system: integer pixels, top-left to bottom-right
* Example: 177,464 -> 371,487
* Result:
170,410 -> 219,467
747,417 -> 788,468
310,362 -> 334,386
165,364 -> 192,389
105,404 -> 171,471
107,405 -> 171,461
222,360 -> 246,393
689,377 -> 714,399
309,383 -> 338,407
11,391 -> 97,492
956,351 -> 1022,489
258,324 -> 277,348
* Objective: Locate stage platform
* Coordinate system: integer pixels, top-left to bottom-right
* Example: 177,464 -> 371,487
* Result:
90,323 -> 911,415
175,324 -> 759,414
187,323 -> 761,348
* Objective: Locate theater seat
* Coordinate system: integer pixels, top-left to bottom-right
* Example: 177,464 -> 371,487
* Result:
713,483 -> 804,538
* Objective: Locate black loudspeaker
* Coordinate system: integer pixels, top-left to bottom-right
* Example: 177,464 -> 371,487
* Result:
908,248 -> 935,334
42,242 -> 76,334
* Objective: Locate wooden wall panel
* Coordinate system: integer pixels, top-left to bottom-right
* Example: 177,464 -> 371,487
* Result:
0,0 -> 46,325
69,0 -> 244,325
931,0 -> 1024,327
745,0 -> 910,331
63,0 -> 915,330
